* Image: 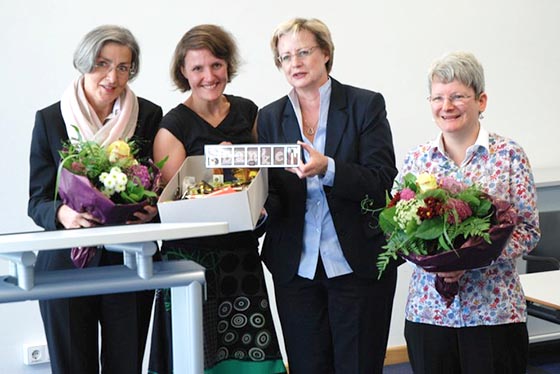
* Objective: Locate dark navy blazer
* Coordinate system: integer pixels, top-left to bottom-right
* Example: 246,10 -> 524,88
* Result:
28,97 -> 162,270
257,77 -> 399,285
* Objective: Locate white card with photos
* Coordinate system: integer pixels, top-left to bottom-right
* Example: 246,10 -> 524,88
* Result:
204,144 -> 301,168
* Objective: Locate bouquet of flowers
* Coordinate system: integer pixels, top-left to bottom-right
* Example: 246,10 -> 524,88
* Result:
55,130 -> 166,267
362,173 -> 518,306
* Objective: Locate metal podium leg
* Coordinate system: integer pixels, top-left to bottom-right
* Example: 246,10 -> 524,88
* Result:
171,281 -> 204,374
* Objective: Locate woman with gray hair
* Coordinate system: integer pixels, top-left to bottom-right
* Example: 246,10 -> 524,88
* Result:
258,18 -> 398,373
28,24 -> 162,373
401,51 -> 540,373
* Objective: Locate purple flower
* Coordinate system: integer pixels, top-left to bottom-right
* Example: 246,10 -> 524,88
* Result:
400,188 -> 416,201
127,164 -> 151,189
439,177 -> 467,194
445,198 -> 472,224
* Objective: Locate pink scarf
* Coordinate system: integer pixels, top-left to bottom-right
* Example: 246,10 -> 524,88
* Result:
61,76 -> 139,146
60,76 -> 139,268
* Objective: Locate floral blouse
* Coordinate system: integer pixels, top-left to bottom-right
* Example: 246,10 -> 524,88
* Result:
401,129 -> 540,327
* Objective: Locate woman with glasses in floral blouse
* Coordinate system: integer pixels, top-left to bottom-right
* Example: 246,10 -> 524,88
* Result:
401,51 -> 540,374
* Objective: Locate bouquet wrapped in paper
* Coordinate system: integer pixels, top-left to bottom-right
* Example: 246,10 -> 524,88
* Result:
362,173 -> 518,306
56,133 -> 165,267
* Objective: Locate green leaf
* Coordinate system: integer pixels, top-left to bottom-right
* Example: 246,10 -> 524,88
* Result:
379,207 -> 397,233
476,198 -> 493,216
414,217 -> 444,240
385,190 -> 392,205
155,155 -> 169,169
456,189 -> 481,206
402,173 -> 418,192
404,219 -> 419,236
438,234 -> 452,251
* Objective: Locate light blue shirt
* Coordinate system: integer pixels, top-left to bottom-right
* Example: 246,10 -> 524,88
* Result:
288,78 -> 353,280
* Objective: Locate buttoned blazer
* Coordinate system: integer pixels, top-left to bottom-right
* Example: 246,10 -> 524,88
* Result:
257,78 -> 399,284
28,97 -> 162,269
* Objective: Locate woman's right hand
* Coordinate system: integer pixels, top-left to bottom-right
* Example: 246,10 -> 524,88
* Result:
57,204 -> 100,229
287,141 -> 328,179
436,270 -> 466,283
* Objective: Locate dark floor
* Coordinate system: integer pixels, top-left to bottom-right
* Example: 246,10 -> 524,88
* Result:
383,340 -> 560,374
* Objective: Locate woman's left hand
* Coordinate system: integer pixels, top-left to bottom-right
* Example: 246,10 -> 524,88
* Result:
287,141 -> 328,179
436,270 -> 466,283
127,204 -> 158,224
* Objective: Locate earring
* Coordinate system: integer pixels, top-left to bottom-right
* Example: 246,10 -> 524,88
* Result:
479,112 -> 484,120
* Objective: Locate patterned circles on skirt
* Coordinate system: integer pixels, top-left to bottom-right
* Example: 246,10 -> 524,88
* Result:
222,331 -> 238,345
231,313 -> 248,328
248,347 -> 266,361
234,349 -> 247,359
234,296 -> 250,311
255,330 -> 272,348
217,320 -> 229,334
218,301 -> 233,318
249,313 -> 265,328
241,333 -> 252,345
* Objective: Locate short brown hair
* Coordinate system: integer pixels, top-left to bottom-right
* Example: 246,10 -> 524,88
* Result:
171,24 -> 239,92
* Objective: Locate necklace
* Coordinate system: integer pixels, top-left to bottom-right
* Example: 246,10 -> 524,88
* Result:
304,120 -> 317,136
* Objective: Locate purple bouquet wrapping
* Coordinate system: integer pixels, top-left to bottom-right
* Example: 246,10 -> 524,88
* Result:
363,173 -> 520,307
403,199 -> 517,306
58,168 -> 147,225
56,138 -> 164,268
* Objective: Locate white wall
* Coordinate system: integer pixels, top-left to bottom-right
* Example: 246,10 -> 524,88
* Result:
1,0 -> 559,372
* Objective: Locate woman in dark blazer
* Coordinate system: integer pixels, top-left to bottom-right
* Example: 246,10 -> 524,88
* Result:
28,25 -> 162,374
257,18 -> 399,374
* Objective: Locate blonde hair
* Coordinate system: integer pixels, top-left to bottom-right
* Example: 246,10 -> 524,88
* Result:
270,18 -> 334,73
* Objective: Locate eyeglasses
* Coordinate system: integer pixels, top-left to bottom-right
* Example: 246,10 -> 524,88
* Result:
277,46 -> 320,65
93,60 -> 134,76
427,94 -> 473,106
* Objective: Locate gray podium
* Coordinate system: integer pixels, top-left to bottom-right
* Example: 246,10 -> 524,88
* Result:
0,222 -> 229,374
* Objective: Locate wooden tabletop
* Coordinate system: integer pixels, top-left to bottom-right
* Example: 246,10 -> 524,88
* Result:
520,270 -> 560,310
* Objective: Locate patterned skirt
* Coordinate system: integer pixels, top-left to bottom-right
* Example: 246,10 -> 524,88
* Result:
148,240 -> 286,374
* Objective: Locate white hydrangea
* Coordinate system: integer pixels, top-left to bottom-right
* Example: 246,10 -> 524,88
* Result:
394,198 -> 425,230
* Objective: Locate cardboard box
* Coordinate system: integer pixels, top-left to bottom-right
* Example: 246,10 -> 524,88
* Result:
157,156 -> 268,232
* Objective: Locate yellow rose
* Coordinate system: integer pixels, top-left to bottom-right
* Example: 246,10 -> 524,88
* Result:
416,173 -> 438,193
107,140 -> 131,163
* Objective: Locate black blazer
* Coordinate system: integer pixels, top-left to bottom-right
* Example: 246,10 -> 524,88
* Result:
257,78 -> 398,284
28,98 -> 162,269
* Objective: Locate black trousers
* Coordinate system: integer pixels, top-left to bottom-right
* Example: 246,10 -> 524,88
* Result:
404,320 -> 529,374
274,259 -> 397,374
37,249 -> 154,374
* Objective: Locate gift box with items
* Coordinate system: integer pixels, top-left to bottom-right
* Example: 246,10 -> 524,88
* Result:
157,155 -> 268,232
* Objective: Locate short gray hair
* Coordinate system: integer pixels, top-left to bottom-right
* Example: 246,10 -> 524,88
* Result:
73,25 -> 140,81
271,18 -> 334,73
428,51 -> 485,97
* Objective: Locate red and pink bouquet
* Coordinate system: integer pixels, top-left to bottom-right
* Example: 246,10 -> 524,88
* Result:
362,173 -> 518,306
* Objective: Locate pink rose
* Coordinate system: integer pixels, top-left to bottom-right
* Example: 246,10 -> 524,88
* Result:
400,188 -> 416,201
